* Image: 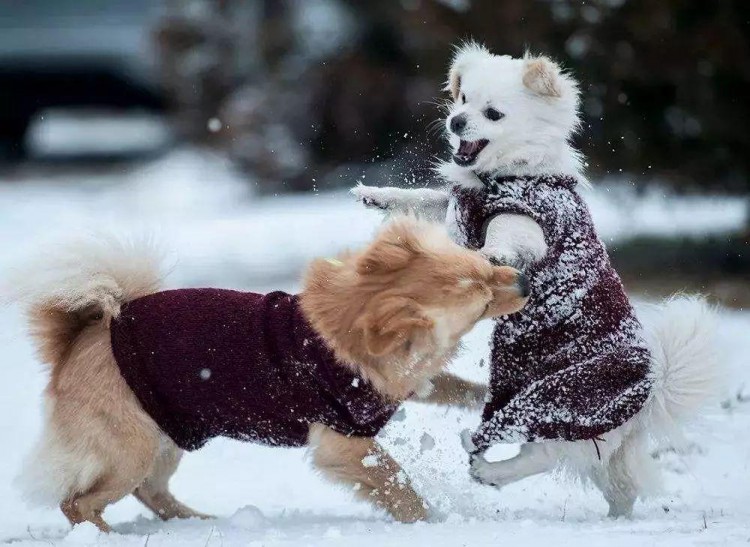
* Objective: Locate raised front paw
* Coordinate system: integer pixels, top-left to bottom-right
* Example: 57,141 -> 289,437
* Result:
351,185 -> 396,211
483,251 -> 528,272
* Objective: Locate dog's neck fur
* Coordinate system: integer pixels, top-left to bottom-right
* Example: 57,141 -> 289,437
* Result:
437,142 -> 587,189
299,259 -> 453,402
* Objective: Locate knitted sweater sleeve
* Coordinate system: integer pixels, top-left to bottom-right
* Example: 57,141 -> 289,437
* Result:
478,186 -> 570,254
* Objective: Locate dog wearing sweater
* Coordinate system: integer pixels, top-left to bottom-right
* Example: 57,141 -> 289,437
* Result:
354,44 -> 719,517
15,217 -> 528,531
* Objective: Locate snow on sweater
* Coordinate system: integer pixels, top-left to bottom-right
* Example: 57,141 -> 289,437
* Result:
448,175 -> 652,450
110,289 -> 399,451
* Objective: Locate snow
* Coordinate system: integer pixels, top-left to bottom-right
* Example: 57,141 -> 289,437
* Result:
229,505 -> 267,530
1,149 -> 749,545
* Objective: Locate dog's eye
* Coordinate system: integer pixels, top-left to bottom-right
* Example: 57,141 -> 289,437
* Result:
461,93 -> 466,104
484,107 -> 504,121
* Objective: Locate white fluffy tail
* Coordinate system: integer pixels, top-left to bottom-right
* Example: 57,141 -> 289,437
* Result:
13,236 -> 164,373
12,236 -> 164,321
14,236 -> 164,506
641,295 -> 721,435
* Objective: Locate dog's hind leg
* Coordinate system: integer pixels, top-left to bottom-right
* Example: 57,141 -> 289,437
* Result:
590,432 -> 651,518
63,457 -> 155,533
49,324 -> 165,532
134,437 -> 213,521
60,498 -> 86,527
309,424 -> 428,523
469,442 -> 556,488
591,459 -> 636,518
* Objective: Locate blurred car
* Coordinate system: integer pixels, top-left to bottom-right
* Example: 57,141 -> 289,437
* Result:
0,0 -> 165,159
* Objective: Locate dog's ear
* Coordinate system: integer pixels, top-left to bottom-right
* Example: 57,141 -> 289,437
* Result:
445,41 -> 490,101
522,54 -> 563,98
361,297 -> 434,357
356,218 -> 423,276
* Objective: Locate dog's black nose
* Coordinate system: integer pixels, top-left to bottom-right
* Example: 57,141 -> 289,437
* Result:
450,113 -> 467,135
516,272 -> 530,298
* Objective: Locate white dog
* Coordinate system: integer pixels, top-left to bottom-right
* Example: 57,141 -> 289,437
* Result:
354,43 -> 719,517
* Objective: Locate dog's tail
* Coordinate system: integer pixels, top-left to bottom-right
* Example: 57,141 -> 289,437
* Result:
640,295 -> 721,436
14,236 -> 163,370
13,237 -> 163,506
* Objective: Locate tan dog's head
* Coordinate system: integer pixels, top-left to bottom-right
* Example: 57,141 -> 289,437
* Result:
301,216 -> 528,398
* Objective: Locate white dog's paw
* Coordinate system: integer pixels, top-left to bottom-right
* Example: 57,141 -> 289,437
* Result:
481,249 -> 528,271
351,185 -> 397,211
461,430 -> 503,488
460,429 -> 478,454
468,457 -> 507,489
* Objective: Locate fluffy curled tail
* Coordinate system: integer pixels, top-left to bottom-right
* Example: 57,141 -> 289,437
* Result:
13,236 -> 163,369
641,295 -> 721,434
13,237 -> 163,506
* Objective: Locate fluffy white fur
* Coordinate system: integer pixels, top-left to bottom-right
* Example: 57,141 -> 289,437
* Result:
353,43 -> 587,213
440,42 -> 584,180
9,235 -> 165,319
350,185 -> 449,223
466,296 -> 720,517
18,404 -> 108,506
354,43 -> 721,516
639,295 -> 722,430
481,214 -> 547,267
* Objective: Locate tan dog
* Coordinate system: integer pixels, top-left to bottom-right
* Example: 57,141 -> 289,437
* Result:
17,217 -> 528,531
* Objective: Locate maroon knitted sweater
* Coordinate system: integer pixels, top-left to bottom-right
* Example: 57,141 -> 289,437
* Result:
110,289 -> 399,451
448,175 -> 652,451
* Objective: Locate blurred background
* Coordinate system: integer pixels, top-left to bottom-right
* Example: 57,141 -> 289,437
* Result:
0,0 -> 747,305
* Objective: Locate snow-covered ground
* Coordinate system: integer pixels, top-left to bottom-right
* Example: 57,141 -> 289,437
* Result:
0,149 -> 748,546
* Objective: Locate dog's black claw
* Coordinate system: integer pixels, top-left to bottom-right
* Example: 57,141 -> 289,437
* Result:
488,255 -> 528,271
469,472 -> 494,487
470,471 -> 499,488
360,197 -> 390,211
487,256 -> 504,267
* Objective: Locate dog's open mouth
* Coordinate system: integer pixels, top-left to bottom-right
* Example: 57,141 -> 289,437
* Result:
453,139 -> 489,166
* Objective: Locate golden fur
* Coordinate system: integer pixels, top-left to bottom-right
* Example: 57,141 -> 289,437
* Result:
20,217 -> 527,530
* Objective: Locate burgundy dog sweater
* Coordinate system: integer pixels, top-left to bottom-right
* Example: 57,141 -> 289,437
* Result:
110,289 -> 399,451
449,175 -> 653,451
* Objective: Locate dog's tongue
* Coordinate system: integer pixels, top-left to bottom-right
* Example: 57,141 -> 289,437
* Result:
458,140 -> 481,155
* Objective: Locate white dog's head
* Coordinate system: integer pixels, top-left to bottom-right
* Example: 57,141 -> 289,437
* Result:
440,43 -> 583,181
